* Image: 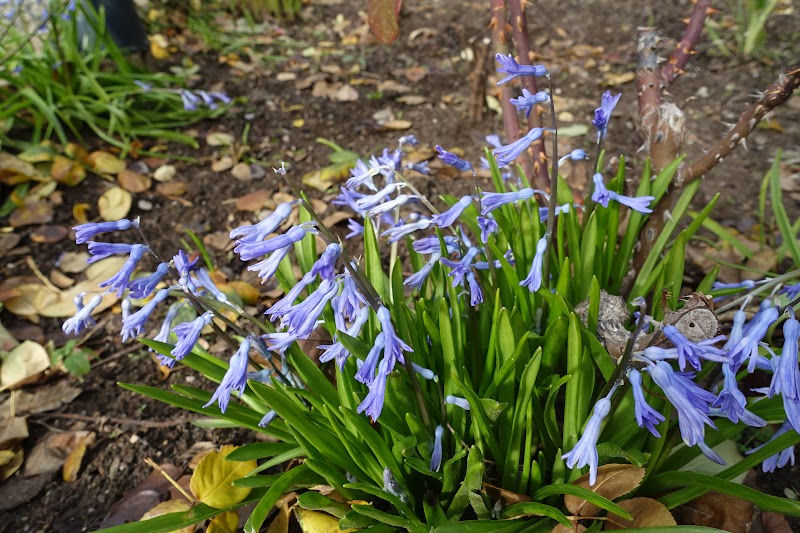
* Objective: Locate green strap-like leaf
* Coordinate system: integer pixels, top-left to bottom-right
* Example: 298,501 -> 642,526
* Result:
244,465 -> 311,533
533,484 -> 632,520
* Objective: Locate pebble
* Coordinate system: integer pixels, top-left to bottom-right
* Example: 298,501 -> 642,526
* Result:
137,199 -> 153,211
696,86 -> 710,98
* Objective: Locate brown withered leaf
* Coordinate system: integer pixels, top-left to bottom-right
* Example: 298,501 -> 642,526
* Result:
761,511 -> 793,533
0,340 -> 50,389
0,381 -> 81,416
118,169 -> 152,193
482,482 -> 531,506
59,251 -> 90,273
605,497 -> 676,529
62,431 -> 96,482
51,155 -> 86,186
236,190 -> 271,211
223,281 -> 261,305
0,417 -> 28,449
565,464 -> 645,517
24,430 -> 95,477
9,202 -> 53,227
381,119 -> 412,130
31,225 -> 68,244
156,181 -> 188,196
674,491 -> 753,533
50,269 -> 74,289
550,525 -> 585,533
0,449 -> 24,480
100,464 -> 183,527
402,66 -> 428,82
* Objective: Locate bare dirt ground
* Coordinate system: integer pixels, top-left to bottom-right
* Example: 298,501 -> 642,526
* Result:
1,0 -> 799,530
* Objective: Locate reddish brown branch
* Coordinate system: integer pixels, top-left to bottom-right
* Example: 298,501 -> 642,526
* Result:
507,0 -> 549,187
678,65 -> 800,186
489,0 -> 521,149
661,0 -> 712,84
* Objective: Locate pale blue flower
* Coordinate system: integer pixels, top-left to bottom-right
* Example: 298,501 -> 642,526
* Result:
558,149 -> 589,166
431,425 -> 444,472
356,333 -> 386,384
441,247 -> 480,288
367,194 -> 418,217
445,395 -> 470,410
730,305 -> 780,372
492,128 -> 551,168
265,272 -> 315,321
495,53 -> 547,85
346,160 -> 379,191
405,253 -> 441,290
355,183 -> 405,212
62,294 -> 102,335
592,91 -> 621,141
74,219 -> 138,244
204,337 -> 252,413
87,242 -> 140,264
466,271 -> 483,306
318,306 -> 371,370
382,218 -> 433,243
169,311 -> 213,364
432,196 -> 473,228
481,188 -> 543,214
345,219 -> 364,239
510,89 -> 550,117
99,244 -> 148,297
195,268 -> 228,303
562,395 -> 612,485
122,289 -> 169,342
436,145 -> 474,175
713,363 -> 767,426
127,263 -> 169,299
377,306 -> 413,366
769,311 -> 800,401
520,236 -> 548,292
538,203 -> 572,223
337,272 -> 368,320
153,305 -> 180,345
258,410 -> 278,428
412,235 -> 459,255
592,174 -> 654,214
745,422 -> 795,473
412,363 -> 437,381
628,368 -> 664,437
230,202 -> 295,243
311,243 -> 341,280
358,357 -> 391,420
660,324 -> 729,371
477,216 -> 497,243
235,225 -> 314,261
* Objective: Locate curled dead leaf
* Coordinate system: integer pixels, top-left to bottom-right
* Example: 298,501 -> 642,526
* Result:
62,431 -> 96,482
565,464 -> 645,517
51,155 -> 86,186
98,187 -> 132,221
9,202 -> 53,228
0,340 -> 50,389
605,497 -> 676,529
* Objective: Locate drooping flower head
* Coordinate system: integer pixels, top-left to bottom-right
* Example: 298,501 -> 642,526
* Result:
73,218 -> 139,244
63,293 -> 103,335
592,91 -> 621,141
495,53 -> 548,85
627,368 -> 665,437
562,384 -> 619,485
204,337 -> 252,413
520,236 -> 548,292
492,128 -> 552,168
591,174 -> 654,214
436,145 -> 475,175
510,88 -> 550,117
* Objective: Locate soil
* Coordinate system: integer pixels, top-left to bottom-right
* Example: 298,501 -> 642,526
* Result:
1,0 -> 799,531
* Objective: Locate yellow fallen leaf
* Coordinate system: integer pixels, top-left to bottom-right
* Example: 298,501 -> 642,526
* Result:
295,508 -> 353,533
89,151 -> 126,174
62,431 -> 96,482
149,34 -> 171,60
73,203 -> 91,224
98,187 -> 132,221
140,499 -> 193,532
0,340 -> 50,388
190,445 -> 256,509
0,449 -> 24,480
207,510 -> 239,533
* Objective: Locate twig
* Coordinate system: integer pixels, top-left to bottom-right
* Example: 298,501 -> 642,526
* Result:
35,412 -> 201,428
25,255 -> 61,293
145,458 -> 196,504
91,344 -> 142,369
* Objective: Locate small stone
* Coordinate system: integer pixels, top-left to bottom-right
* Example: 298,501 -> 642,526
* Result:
137,199 -> 153,211
696,86 -> 710,98
250,164 -> 266,179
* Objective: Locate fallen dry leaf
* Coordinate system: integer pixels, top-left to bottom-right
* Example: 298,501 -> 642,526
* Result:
0,340 -> 50,389
24,430 -> 95,478
402,66 -> 428,82
0,382 -> 81,416
98,187 -> 132,221
223,281 -> 260,305
49,269 -> 74,289
9,201 -> 53,227
50,155 -> 86,186
605,497 -> 676,529
62,431 -> 95,482
334,85 -> 359,101
100,464 -> 183,527
602,72 -> 636,87
396,95 -> 427,105
31,225 -> 69,244
73,203 -> 91,224
231,162 -> 252,181
0,417 -> 28,448
59,252 -> 90,274
236,190 -> 271,211
140,500 -> 193,532
0,448 -> 24,480
156,181 -> 188,196
153,164 -> 176,182
675,491 -> 753,533
118,169 -> 152,193
381,119 -> 412,130
565,464 -> 645,517
212,156 -> 234,172
89,151 -> 126,175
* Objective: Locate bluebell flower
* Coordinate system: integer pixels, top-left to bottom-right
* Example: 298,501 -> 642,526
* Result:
378,148 -> 403,177
87,242 -> 139,264
169,311 -> 213,364
247,244 -> 296,282
431,425 -> 444,472
412,235 -> 459,255
562,393 -> 613,485
405,253 -> 441,290
333,187 -> 367,215
713,364 -> 767,426
538,203 -> 572,223
122,289 -> 170,342
319,306 -> 371,370
628,368 -> 665,437
492,128 -> 551,168
445,395 -> 470,410
648,361 -> 720,459
62,294 -> 103,335
406,161 -> 430,175
134,80 -> 152,92
230,202 -> 295,243
480,188 -> 543,215
173,250 -> 199,291
382,218 -> 433,242
258,410 -> 278,428
247,368 -> 273,383
769,311 -> 800,401
723,303 -> 748,351
74,219 -> 139,244
558,149 -> 590,167
436,145 -> 475,175
204,337 -> 251,413
592,91 -> 622,141
660,324 -> 729,371
398,134 -> 418,147
441,247 -> 481,288
510,89 -> 550,117
127,263 -> 169,299
180,89 -> 200,111
337,272 -> 368,321
153,305 -> 180,345
345,219 -> 364,240
382,467 -> 407,502
346,160 -> 380,191
358,357 -> 391,420
466,272 -> 483,306
412,363 -> 437,381
235,225 -> 314,261
311,243 -> 341,280
432,196 -> 473,228
209,92 -> 232,105
263,330 -> 300,355
485,134 -> 503,149
377,306 -> 413,366
591,174 -> 654,214
779,283 -> 800,301
730,305 -> 780,372
477,216 -> 497,244
99,244 -> 148,297
712,280 -> 758,291
356,333 -> 386,384
520,236 -> 548,292
355,183 -> 406,212
265,272 -> 316,321
746,422 -> 795,473
367,194 -> 418,217
281,279 -> 339,338
495,53 -> 548,85
194,268 -> 228,302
